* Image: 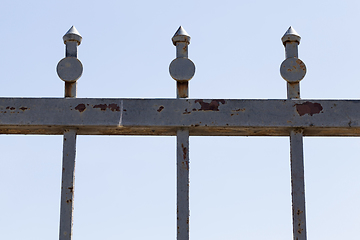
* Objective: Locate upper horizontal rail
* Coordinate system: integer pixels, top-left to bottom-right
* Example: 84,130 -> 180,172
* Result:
0,98 -> 359,136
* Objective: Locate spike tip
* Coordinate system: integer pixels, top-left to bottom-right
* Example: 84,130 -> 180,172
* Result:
172,26 -> 191,45
281,26 -> 301,45
63,26 -> 82,45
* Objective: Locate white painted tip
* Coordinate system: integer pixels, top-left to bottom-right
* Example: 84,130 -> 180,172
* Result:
64,26 -> 81,37
173,26 -> 190,37
283,26 -> 300,38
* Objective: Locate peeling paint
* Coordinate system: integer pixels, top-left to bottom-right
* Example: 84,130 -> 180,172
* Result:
183,109 -> 191,114
93,104 -> 108,111
93,103 -> 121,111
108,103 -> 120,111
157,106 -> 164,112
75,104 -> 86,112
195,99 -> 225,111
296,102 -> 323,116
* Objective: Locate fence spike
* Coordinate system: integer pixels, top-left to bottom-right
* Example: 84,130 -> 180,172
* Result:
172,26 -> 191,45
280,26 -> 306,99
57,26 -> 83,97
281,26 -> 301,45
63,26 -> 82,45
169,26 -> 195,98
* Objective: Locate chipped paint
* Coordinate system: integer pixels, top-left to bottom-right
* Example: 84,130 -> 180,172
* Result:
93,103 -> 121,112
195,99 -> 225,111
296,102 -> 323,116
75,104 -> 86,112
157,106 -> 164,112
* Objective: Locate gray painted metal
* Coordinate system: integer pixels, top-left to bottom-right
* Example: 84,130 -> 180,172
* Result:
169,26 -> 195,86
57,57 -> 83,83
283,28 -> 307,240
58,29 -> 79,240
0,98 -> 360,136
281,26 -> 305,99
63,26 -> 82,45
281,26 -> 301,45
59,129 -> 77,240
58,26 -> 82,97
177,129 -> 190,240
174,32 -> 191,240
2,26 -> 356,240
290,130 -> 307,240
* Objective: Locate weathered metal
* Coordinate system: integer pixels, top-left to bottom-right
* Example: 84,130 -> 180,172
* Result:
57,26 -> 83,97
290,130 -> 307,240
58,27 -> 81,240
170,26 -> 195,99
172,28 -> 191,240
1,25 -> 355,240
177,129 -> 190,240
281,26 -> 306,99
59,129 -> 77,240
283,27 -> 308,240
0,98 -> 360,136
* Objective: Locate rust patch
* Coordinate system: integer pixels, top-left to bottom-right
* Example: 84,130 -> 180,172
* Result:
296,209 -> 303,215
177,82 -> 188,98
232,108 -> 245,112
93,103 -> 120,111
9,107 -> 15,110
157,106 -> 164,112
182,144 -> 187,160
183,108 -> 191,114
296,102 -> 323,116
109,103 -> 120,111
19,107 -> 28,111
66,199 -> 72,203
181,161 -> 189,170
93,104 -> 108,111
64,82 -> 75,97
195,99 -> 225,111
296,59 -> 306,71
68,187 -> 73,193
6,107 -> 9,109
75,104 -> 86,112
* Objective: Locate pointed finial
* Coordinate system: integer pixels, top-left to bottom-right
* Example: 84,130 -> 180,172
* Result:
63,26 -> 82,45
172,26 -> 191,46
281,26 -> 301,45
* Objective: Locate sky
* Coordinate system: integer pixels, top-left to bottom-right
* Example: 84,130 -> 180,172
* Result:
0,0 -> 360,239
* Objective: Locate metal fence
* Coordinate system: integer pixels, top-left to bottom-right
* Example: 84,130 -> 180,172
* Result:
1,25 -> 358,240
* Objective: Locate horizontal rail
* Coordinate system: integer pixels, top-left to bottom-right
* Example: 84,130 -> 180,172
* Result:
0,98 -> 359,136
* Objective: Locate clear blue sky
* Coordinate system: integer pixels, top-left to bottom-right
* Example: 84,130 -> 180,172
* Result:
0,1 -> 359,239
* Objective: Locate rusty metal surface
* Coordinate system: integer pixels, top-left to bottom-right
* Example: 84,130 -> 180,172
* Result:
177,129 -> 189,240
59,129 -> 77,240
1,98 -> 360,136
290,130 -> 307,240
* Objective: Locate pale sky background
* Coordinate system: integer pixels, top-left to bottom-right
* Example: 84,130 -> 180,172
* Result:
0,1 -> 360,240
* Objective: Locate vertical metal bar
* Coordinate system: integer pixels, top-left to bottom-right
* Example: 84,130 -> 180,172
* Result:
64,40 -> 77,97
59,129 -> 77,240
170,26 -> 193,240
290,129 -> 307,240
287,83 -> 300,99
58,26 -> 82,240
65,82 -> 77,98
177,129 -> 189,240
177,82 -> 188,98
